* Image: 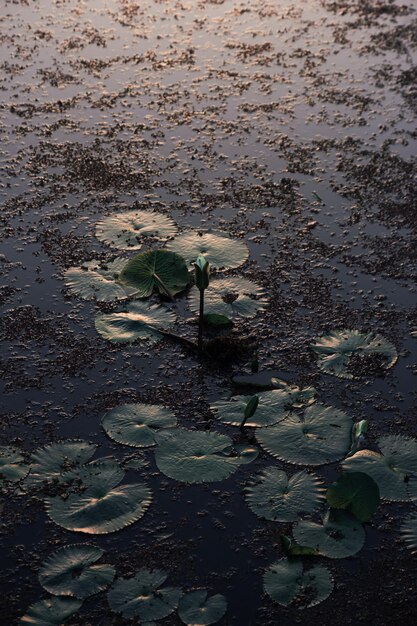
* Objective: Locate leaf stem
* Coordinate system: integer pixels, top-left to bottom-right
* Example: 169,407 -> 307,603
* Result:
198,288 -> 204,356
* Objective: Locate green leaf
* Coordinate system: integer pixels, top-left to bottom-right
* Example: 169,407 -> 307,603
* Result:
96,209 -> 177,250
311,329 -> 398,379
166,229 -> 249,270
189,276 -> 267,319
95,301 -> 175,344
245,467 -> 324,522
102,403 -> 177,448
401,513 -> 417,554
327,472 -> 380,522
293,510 -> 365,559
107,569 -> 182,620
244,395 -> 259,420
38,544 -> 115,598
347,419 -> 368,457
24,441 -> 96,490
119,250 -> 190,298
63,258 -> 134,302
0,446 -> 28,484
203,313 -> 233,328
264,558 -> 333,608
20,597 -> 82,625
178,590 -> 227,625
280,535 -> 320,556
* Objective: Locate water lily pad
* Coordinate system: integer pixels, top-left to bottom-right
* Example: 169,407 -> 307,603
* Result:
178,590 -> 227,625
311,329 -> 397,379
25,441 -> 96,489
256,404 -> 352,466
155,429 -> 256,483
119,250 -> 190,298
38,544 -> 115,598
327,472 -> 380,522
107,569 -> 182,620
264,558 -> 333,608
0,446 -> 28,484
166,230 -> 249,270
245,467 -> 325,522
95,301 -> 175,344
189,276 -> 267,319
20,597 -> 82,625
203,313 -> 233,328
45,460 -> 152,534
102,403 -> 177,448
63,258 -> 134,302
96,210 -> 177,250
293,510 -> 365,559
401,513 -> 417,554
342,435 -> 417,501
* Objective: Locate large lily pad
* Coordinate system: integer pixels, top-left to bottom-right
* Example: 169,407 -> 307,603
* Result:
245,467 -> 324,522
401,513 -> 417,554
166,230 -> 249,270
38,544 -> 115,598
95,301 -> 175,344
327,472 -> 380,522
102,403 -> 177,448
155,429 -> 257,483
342,435 -> 417,501
263,558 -> 333,609
63,258 -> 134,302
311,329 -> 397,379
0,446 -> 28,484
25,441 -> 96,489
178,590 -> 227,626
96,209 -> 177,250
189,276 -> 267,319
256,404 -> 352,466
20,597 -> 82,625
293,510 -> 365,559
107,569 -> 182,620
119,250 -> 190,298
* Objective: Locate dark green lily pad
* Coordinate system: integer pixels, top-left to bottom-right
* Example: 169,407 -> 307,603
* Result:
327,472 -> 380,522
203,313 -> 233,328
293,510 -> 365,559
102,403 -> 177,448
189,276 -> 267,319
264,558 -> 333,608
25,441 -> 96,489
178,590 -> 227,625
119,250 -> 190,298
166,230 -> 249,270
96,210 -> 177,250
401,513 -> 417,554
20,597 -> 82,625
63,258 -> 134,302
0,446 -> 28,484
95,301 -> 175,344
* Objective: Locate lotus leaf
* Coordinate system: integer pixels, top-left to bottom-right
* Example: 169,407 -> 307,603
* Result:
20,597 -> 82,625
119,250 -> 190,298
166,230 -> 249,270
401,513 -> 417,554
95,301 -> 175,344
178,590 -> 227,626
189,276 -> 267,319
0,446 -> 28,484
293,510 -> 365,559
63,258 -> 134,302
96,209 -> 177,250
102,403 -> 176,448
326,472 -> 380,522
25,441 -> 96,489
263,558 -> 333,608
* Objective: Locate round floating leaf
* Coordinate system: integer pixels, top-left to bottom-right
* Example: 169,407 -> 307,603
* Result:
96,210 -> 177,250
342,435 -> 417,501
95,301 -> 175,344
203,313 -> 233,328
401,513 -> 417,554
25,441 -> 96,489
245,467 -> 325,522
102,403 -> 177,448
293,510 -> 365,559
166,230 -> 249,270
189,276 -> 267,319
63,258 -> 134,302
20,597 -> 82,625
0,446 -> 28,484
119,250 -> 190,298
264,558 -> 333,609
311,329 -> 397,379
155,429 -> 256,483
107,569 -> 182,620
178,590 -> 227,626
327,472 -> 380,522
256,404 -> 352,466
38,544 -> 115,598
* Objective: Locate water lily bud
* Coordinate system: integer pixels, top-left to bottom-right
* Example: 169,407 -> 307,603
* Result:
244,395 -> 259,420
194,255 -> 210,291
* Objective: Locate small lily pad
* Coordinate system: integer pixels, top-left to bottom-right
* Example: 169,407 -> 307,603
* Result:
38,544 -> 115,598
293,510 -> 365,559
401,513 -> 417,554
245,467 -> 325,522
107,569 -> 182,620
95,301 -> 175,344
96,210 -> 177,250
20,597 -> 82,625
203,313 -> 233,328
0,446 -> 28,484
178,590 -> 227,625
102,403 -> 177,448
327,472 -> 380,522
189,276 -> 267,319
119,250 -> 190,298
311,329 -> 397,379
63,258 -> 133,302
25,441 -> 96,489
264,558 -> 333,608
166,230 -> 249,270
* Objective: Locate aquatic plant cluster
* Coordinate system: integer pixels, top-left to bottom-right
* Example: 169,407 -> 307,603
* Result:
2,208 -> 416,624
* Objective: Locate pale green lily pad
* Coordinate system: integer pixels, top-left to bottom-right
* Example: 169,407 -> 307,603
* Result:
38,544 -> 115,598
96,210 -> 177,250
264,558 -> 333,608
256,404 -> 352,466
119,250 -> 190,298
95,301 -> 175,344
178,590 -> 227,626
24,441 -> 96,489
311,329 -> 397,379
166,230 -> 249,270
401,513 -> 417,554
326,472 -> 380,522
20,597 -> 82,625
293,510 -> 365,559
102,403 -> 176,448
155,429 -> 257,483
189,276 -> 267,319
63,258 -> 134,302
211,386 -> 316,428
342,435 -> 417,501
107,569 -> 182,620
0,446 -> 28,484
245,467 -> 325,522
